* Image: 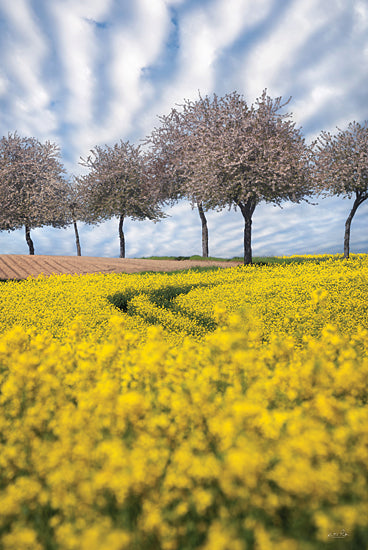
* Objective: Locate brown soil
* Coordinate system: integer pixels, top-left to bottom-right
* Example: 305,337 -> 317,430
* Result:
0,255 -> 242,280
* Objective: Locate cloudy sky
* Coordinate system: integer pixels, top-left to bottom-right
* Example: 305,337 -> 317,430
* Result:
0,0 -> 367,258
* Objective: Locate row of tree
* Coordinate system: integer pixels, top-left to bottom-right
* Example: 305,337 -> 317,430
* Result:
0,90 -> 367,264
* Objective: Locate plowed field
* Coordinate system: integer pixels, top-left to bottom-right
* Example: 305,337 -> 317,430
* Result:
0,255 -> 242,280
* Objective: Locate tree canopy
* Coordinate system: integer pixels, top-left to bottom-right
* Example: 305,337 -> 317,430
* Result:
78,140 -> 165,258
0,132 -> 68,254
145,99 -> 213,257
313,121 -> 368,258
147,90 -> 312,263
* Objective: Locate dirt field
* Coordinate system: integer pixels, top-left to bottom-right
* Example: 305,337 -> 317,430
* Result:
0,255 -> 242,280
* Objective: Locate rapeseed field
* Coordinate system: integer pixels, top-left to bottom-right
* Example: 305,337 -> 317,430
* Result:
0,255 -> 367,549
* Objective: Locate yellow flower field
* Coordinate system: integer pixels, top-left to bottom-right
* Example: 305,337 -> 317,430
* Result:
0,255 -> 367,549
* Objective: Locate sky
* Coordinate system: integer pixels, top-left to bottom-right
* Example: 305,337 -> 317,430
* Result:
0,0 -> 367,258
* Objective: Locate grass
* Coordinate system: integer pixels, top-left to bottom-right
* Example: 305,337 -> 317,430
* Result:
140,254 -> 343,265
140,255 -> 242,262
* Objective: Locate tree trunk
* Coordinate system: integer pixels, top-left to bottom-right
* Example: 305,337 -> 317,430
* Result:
344,192 -> 367,259
73,220 -> 81,256
25,225 -> 35,255
119,215 -> 125,258
238,201 -> 256,265
197,202 -> 209,257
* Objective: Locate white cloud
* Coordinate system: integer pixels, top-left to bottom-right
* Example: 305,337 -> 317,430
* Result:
235,0 -> 368,140
48,3 -> 100,124
292,84 -> 344,139
354,0 -> 368,31
47,0 -> 175,162
45,0 -> 117,163
137,0 -> 274,143
242,0 -> 334,99
0,0 -> 57,137
0,73 -> 8,96
102,0 -> 173,142
0,229 -> 27,255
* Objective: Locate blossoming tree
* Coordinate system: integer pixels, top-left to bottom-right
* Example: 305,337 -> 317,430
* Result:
65,177 -> 86,256
147,90 -> 311,264
145,100 -> 214,257
0,132 -> 69,254
313,121 -> 368,258
78,140 -> 165,258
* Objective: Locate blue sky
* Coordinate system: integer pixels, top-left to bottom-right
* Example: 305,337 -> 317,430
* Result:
0,0 -> 367,258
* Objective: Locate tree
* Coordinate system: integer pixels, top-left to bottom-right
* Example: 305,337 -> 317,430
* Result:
0,132 -> 68,254
148,91 -> 311,264
65,177 -> 85,256
145,99 -> 215,257
313,121 -> 368,259
78,140 -> 165,258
